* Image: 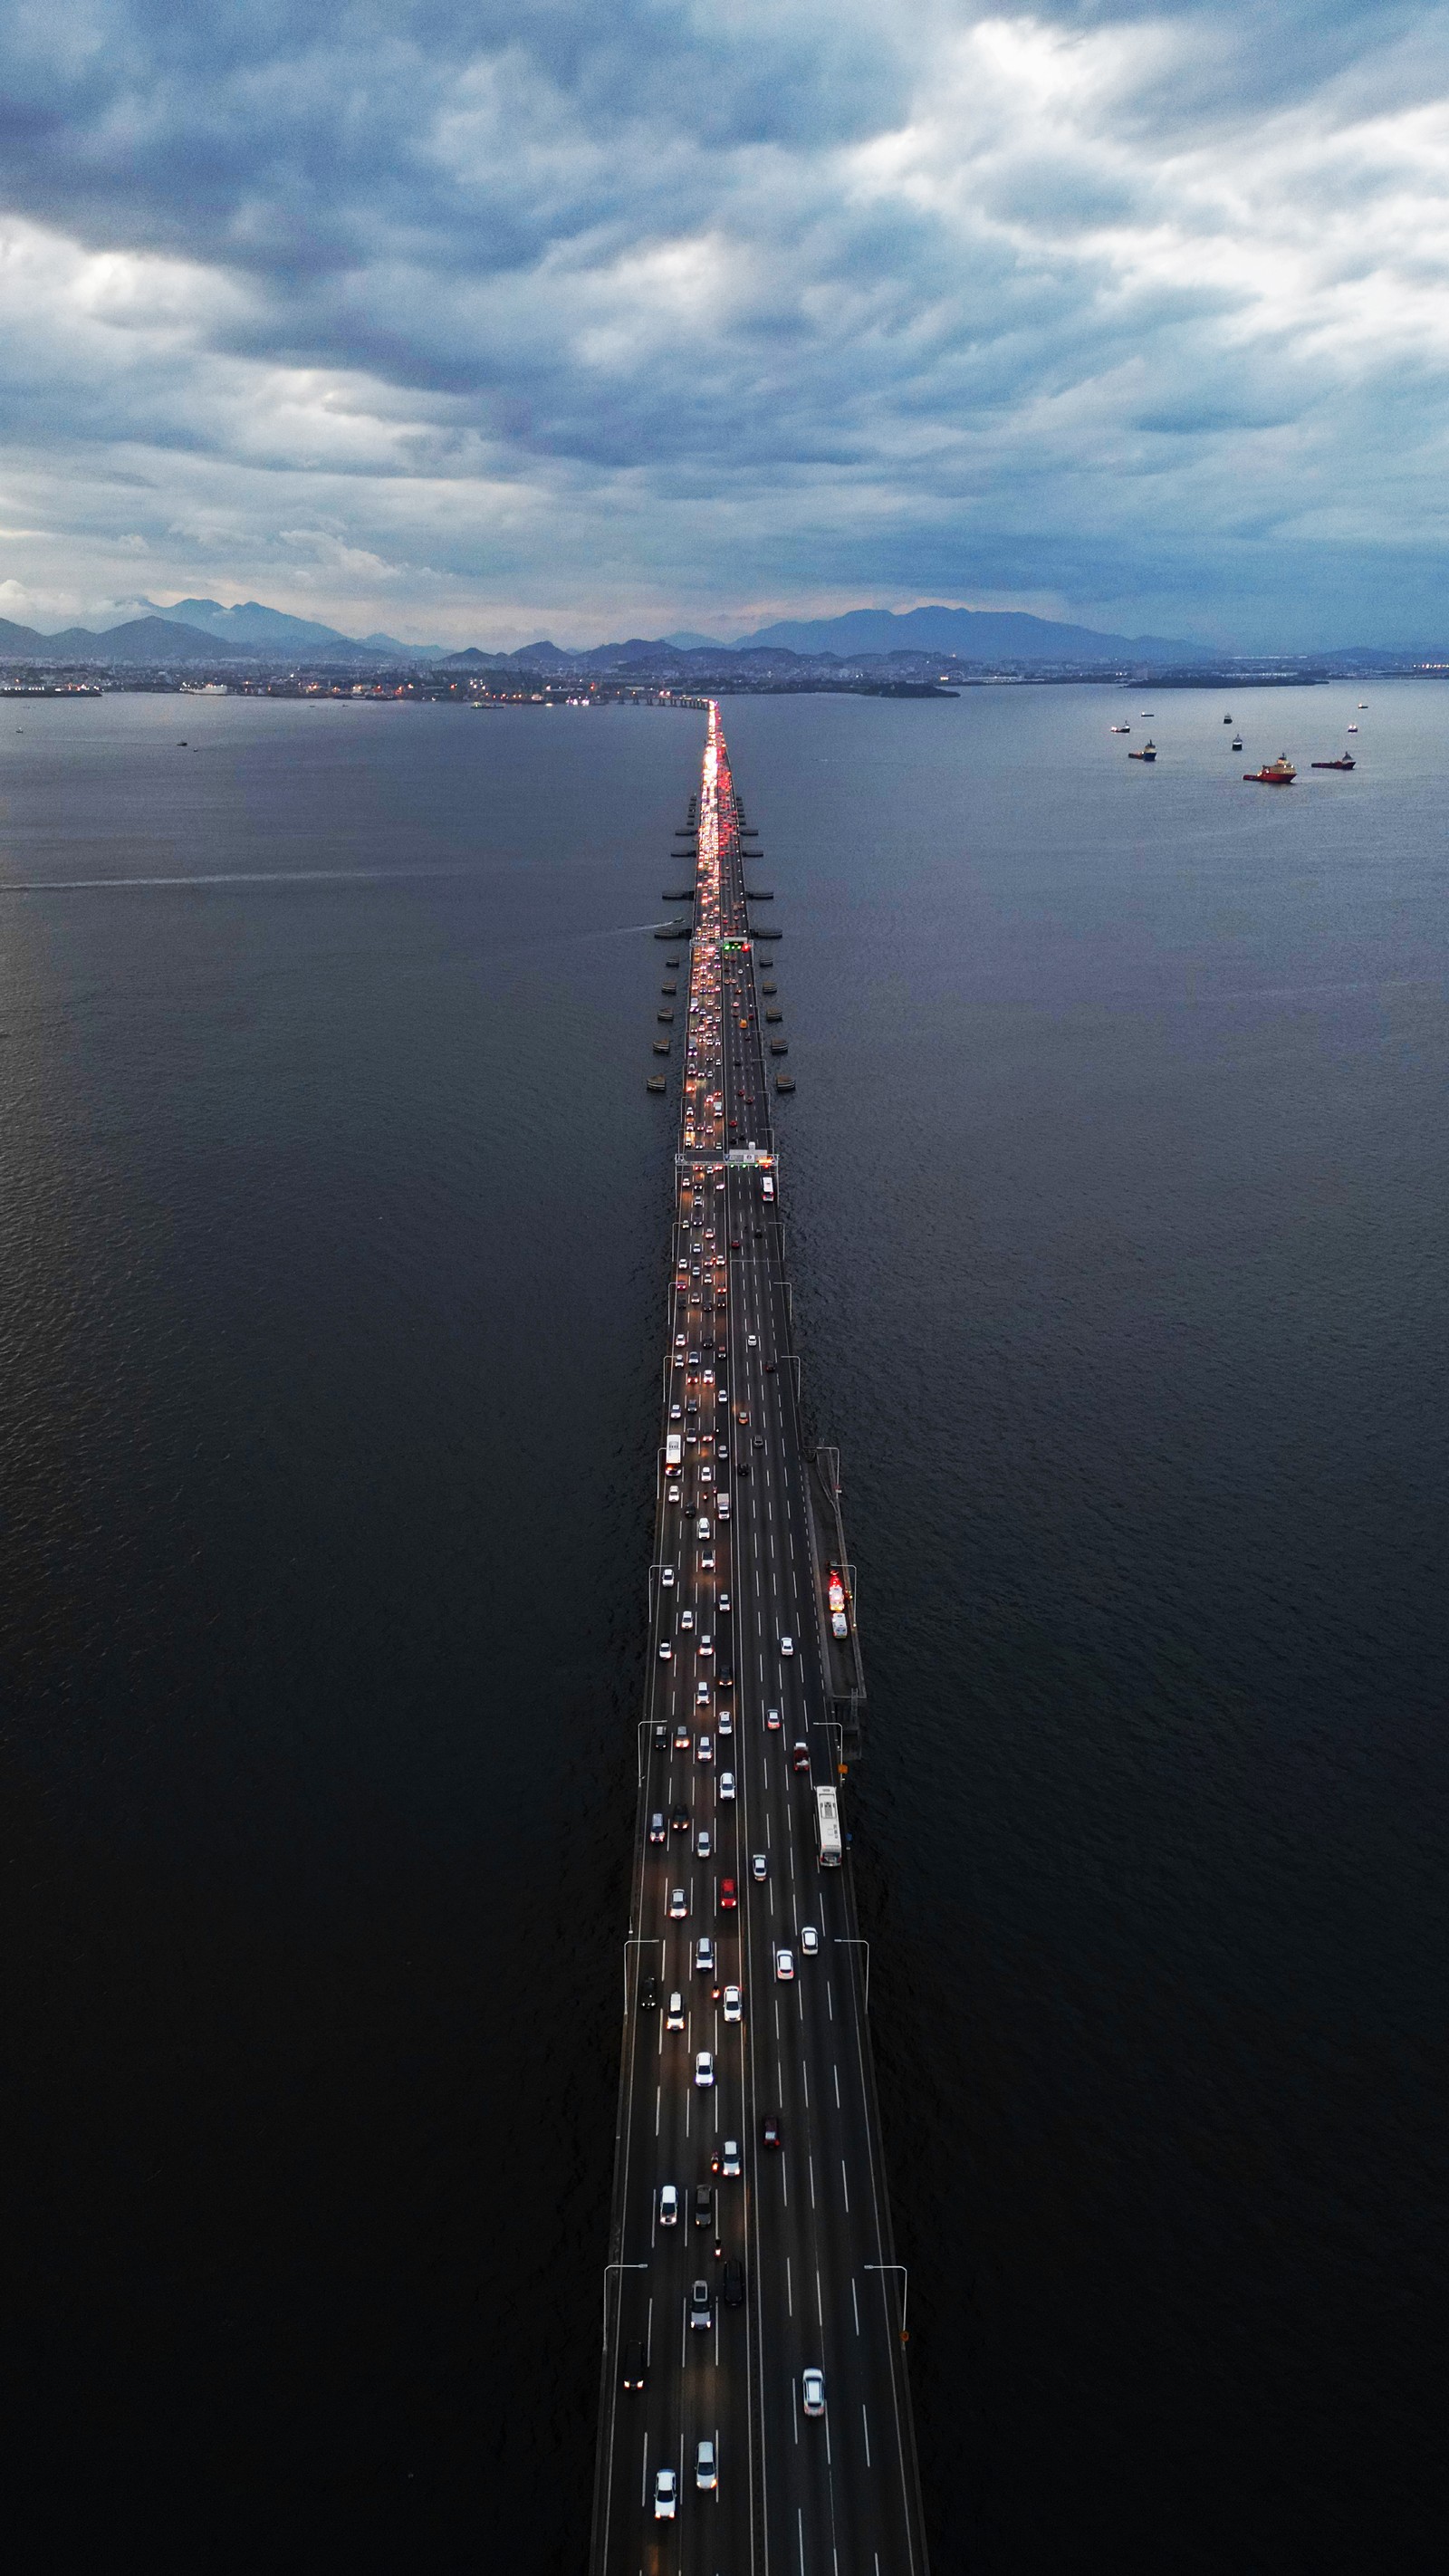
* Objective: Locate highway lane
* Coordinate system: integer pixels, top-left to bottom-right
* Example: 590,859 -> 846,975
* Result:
591,709 -> 927,2576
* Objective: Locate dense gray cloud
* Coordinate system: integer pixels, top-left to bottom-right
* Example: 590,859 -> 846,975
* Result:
1,0 -> 1447,646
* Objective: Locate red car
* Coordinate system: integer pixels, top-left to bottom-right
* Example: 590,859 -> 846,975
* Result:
720,1877 -> 738,1911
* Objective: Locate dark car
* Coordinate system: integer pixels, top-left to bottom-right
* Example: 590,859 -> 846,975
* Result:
753,1435 -> 765,1450
653,1722 -> 668,1748
722,2259 -> 745,2309
638,1975 -> 660,2010
671,1803 -> 690,1834
763,2113 -> 783,2150
694,2185 -> 714,2230
621,2336 -> 648,2392
716,1665 -> 733,1689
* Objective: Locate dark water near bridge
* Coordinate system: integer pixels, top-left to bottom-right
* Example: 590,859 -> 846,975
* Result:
1,683 -> 1444,2570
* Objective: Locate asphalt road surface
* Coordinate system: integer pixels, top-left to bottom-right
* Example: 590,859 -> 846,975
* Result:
591,707 -> 928,2576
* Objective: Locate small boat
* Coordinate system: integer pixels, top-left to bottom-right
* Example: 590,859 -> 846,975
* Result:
1142,710 -> 1155,716
1244,755 -> 1296,784
1110,724 -> 1131,734
647,1073 -> 667,1093
1358,702 -> 1368,708
1231,735 -> 1243,750
1310,755 -> 1356,771
1347,724 -> 1358,733
1128,740 -> 1157,762
1223,714 -> 1233,725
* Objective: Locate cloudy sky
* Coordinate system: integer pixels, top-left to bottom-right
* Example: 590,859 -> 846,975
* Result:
2,0 -> 1447,649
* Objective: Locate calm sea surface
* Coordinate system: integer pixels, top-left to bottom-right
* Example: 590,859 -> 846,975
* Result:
1,684 -> 1444,2571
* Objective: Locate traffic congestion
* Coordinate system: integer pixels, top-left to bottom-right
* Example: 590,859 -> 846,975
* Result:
591,707 -> 926,2576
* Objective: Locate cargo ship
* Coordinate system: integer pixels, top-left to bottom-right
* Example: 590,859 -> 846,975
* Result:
1128,740 -> 1157,762
1310,755 -> 1356,771
1244,755 -> 1296,784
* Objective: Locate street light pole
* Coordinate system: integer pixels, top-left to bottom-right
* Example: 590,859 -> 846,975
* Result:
602,2261 -> 648,2338
837,1936 -> 869,2010
864,2262 -> 908,2340
623,1936 -> 663,2014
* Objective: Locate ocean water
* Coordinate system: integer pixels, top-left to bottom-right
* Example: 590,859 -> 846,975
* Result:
0,682 -> 1444,2570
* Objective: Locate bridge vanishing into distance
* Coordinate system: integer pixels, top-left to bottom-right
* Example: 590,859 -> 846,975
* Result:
590,706 -> 929,2576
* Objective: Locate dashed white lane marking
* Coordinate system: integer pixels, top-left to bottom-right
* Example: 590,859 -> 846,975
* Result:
840,2161 -> 850,2214
852,2279 -> 861,2337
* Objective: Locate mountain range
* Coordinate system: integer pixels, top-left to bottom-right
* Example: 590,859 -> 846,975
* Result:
0,596 -> 1437,671
0,594 -> 1208,668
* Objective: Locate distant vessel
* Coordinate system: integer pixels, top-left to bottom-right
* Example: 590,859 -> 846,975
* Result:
1310,755 -> 1356,771
1223,714 -> 1233,725
1358,701 -> 1368,708
1347,724 -> 1358,733
1244,755 -> 1296,784
1128,740 -> 1157,762
1142,710 -> 1155,716
1231,735 -> 1243,749
1111,724 -> 1131,734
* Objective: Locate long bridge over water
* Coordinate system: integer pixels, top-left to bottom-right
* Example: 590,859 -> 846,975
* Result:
590,706 -> 929,2575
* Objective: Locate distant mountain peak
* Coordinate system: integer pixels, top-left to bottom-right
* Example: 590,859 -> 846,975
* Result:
734,603 -> 1206,663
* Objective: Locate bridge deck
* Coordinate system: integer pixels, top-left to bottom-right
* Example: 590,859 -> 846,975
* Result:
591,706 -> 928,2576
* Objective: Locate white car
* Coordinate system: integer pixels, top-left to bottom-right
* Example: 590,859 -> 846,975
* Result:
800,1924 -> 820,1956
697,1733 -> 713,1762
719,2137 -> 741,2177
657,1640 -> 671,1660
659,2183 -> 679,2226
722,1984 -> 742,2023
680,1608 -> 695,1631
718,1770 -> 735,1801
696,1828 -> 711,1860
780,1634 -> 794,1657
661,1564 -> 675,1587
697,1633 -> 713,1657
717,1710 -> 733,1736
747,1333 -> 757,1348
668,1887 -> 687,1918
801,2369 -> 825,2418
695,2050 -> 715,2087
654,2466 -> 678,2520
667,1484 -> 681,1504
696,2438 -> 717,2492
696,1680 -> 710,1704
775,1948 -> 795,1981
